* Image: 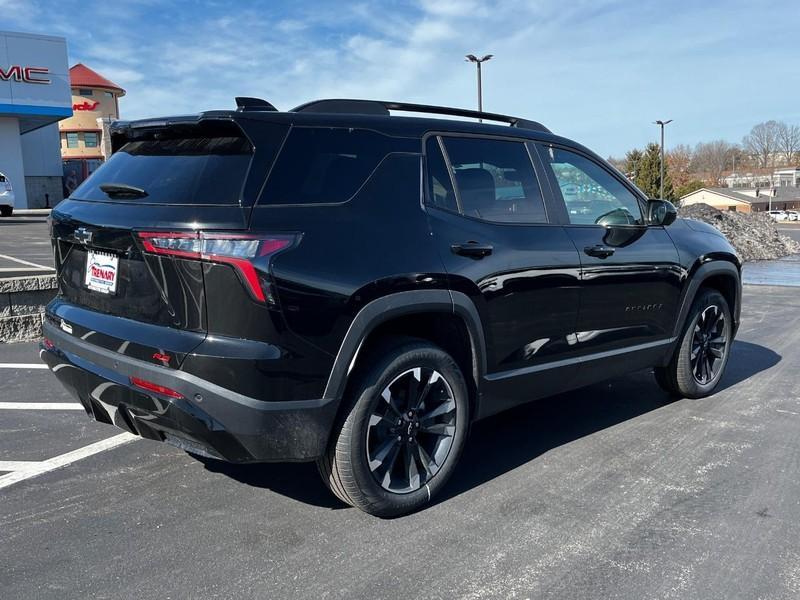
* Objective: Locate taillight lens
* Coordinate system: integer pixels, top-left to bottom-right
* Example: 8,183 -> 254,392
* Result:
136,231 -> 296,303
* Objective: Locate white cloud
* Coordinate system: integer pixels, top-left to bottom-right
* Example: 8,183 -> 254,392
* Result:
1,0 -> 798,155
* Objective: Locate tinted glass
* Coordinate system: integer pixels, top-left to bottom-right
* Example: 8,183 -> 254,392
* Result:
261,128 -> 413,205
72,133 -> 253,205
84,132 -> 98,148
425,137 -> 457,212
66,133 -> 79,148
442,137 -> 547,223
541,145 -> 643,225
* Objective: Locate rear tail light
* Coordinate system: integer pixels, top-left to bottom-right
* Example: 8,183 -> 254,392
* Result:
129,376 -> 184,399
136,231 -> 296,304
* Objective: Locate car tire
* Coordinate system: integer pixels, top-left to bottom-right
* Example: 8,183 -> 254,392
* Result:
318,337 -> 469,517
655,289 -> 732,399
0,206 -> 12,217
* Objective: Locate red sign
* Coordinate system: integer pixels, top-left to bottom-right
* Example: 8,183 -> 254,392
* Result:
0,65 -> 50,84
73,101 -> 100,111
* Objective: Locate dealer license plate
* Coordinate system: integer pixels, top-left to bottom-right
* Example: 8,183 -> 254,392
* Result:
84,250 -> 119,294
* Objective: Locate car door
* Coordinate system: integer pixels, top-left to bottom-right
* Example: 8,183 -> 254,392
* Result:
424,134 -> 582,418
535,143 -> 683,382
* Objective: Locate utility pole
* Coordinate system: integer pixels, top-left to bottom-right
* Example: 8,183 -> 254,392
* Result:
465,54 -> 493,121
654,119 -> 673,199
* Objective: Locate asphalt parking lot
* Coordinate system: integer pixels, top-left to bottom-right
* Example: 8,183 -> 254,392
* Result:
0,213 -> 54,277
1,284 -> 799,599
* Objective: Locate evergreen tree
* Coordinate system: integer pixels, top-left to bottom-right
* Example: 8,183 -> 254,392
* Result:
623,149 -> 643,179
634,142 -> 674,200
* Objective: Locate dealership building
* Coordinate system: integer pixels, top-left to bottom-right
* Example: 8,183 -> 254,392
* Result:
0,30 -> 72,209
60,63 -> 125,192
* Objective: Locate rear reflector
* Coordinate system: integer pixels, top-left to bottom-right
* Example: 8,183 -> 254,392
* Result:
136,231 -> 295,303
129,376 -> 184,399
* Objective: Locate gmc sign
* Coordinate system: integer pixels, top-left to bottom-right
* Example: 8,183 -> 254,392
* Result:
0,65 -> 50,84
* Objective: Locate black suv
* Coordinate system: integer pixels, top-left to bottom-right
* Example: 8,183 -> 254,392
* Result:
42,98 -> 741,517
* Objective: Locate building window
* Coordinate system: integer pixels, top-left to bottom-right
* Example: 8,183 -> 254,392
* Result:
84,132 -> 99,148
66,133 -> 79,148
104,91 -> 114,98
78,88 -> 93,96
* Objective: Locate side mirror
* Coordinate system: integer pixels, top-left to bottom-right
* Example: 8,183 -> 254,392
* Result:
646,199 -> 677,226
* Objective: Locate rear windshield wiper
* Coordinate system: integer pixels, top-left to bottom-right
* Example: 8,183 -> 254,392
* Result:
99,183 -> 149,199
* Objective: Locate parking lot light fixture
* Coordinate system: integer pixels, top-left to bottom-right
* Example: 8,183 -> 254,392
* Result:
654,119 -> 673,200
465,54 -> 493,120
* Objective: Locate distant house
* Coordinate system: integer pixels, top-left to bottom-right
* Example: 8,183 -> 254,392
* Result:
681,187 -> 800,213
723,167 -> 800,189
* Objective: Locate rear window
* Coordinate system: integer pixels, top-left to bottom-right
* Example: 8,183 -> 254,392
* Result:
72,126 -> 254,205
260,127 -> 415,205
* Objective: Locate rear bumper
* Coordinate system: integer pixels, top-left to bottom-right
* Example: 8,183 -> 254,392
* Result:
41,320 -> 338,462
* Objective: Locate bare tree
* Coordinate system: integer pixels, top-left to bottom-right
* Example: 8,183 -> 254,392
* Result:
692,140 -> 734,185
776,121 -> 800,165
742,121 -> 780,168
666,144 -> 693,188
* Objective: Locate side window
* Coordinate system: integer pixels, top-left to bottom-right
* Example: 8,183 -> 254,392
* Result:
425,137 -> 457,212
540,145 -> 643,225
261,128 -> 414,205
441,137 -> 547,224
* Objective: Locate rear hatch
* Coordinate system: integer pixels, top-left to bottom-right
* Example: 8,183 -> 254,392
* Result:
49,115 -> 288,364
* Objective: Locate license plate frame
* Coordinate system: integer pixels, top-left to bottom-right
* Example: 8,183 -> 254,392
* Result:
84,250 -> 120,295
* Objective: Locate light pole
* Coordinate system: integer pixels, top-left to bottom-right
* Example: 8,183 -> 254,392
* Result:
465,54 -> 493,120
654,119 -> 673,199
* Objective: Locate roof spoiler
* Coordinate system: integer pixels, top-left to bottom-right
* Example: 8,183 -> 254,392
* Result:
235,97 -> 278,112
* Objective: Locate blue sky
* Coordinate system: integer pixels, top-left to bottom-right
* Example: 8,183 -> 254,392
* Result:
4,0 -> 799,157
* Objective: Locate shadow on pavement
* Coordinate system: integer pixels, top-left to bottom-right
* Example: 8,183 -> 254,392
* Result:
0,218 -> 49,225
197,456 -> 347,509
194,340 -> 779,512
717,340 -> 781,391
438,340 -> 779,506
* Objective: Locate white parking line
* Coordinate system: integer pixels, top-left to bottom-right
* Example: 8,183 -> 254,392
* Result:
0,433 -> 137,491
0,402 -> 84,410
0,461 -> 44,471
0,363 -> 48,369
0,253 -> 54,271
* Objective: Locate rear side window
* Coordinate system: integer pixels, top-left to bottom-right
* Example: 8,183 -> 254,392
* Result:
260,127 -> 414,205
441,137 -> 547,224
73,126 -> 253,205
425,137 -> 457,212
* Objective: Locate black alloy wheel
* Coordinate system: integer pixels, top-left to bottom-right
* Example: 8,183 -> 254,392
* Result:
690,304 -> 728,385
366,367 -> 457,494
318,338 -> 469,517
655,289 -> 732,399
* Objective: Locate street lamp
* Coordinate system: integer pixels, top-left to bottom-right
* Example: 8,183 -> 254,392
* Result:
465,54 -> 493,120
654,119 -> 673,200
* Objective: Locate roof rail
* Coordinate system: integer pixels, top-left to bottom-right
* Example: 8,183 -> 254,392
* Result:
236,97 -> 278,112
290,99 -> 550,133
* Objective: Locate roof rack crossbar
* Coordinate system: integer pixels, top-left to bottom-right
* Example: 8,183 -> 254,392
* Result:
290,99 -> 550,133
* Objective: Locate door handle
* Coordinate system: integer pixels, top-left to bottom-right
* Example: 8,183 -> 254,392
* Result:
451,241 -> 493,258
584,245 -> 615,258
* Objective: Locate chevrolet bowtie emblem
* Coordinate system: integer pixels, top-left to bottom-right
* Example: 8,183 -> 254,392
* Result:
74,227 -> 93,245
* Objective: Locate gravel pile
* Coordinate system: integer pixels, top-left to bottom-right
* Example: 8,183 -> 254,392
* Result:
678,203 -> 800,262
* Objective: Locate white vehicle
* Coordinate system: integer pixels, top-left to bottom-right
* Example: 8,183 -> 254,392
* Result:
0,172 -> 15,217
767,210 -> 788,221
785,210 -> 799,221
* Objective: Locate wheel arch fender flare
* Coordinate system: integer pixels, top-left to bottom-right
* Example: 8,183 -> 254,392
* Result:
322,289 -> 487,403
673,259 -> 742,340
